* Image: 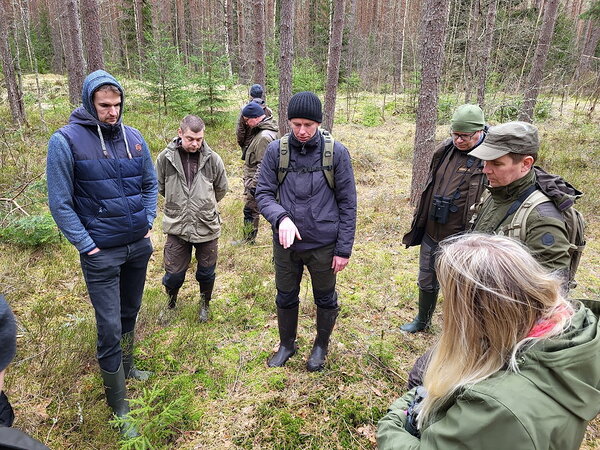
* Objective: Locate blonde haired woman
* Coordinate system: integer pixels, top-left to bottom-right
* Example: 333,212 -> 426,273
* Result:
377,234 -> 600,449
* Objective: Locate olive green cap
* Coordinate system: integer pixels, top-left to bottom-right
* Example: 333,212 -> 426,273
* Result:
451,104 -> 485,132
468,121 -> 539,160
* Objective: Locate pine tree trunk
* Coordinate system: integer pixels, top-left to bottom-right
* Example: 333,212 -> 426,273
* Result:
411,0 -> 451,206
477,0 -> 498,107
574,21 -> 600,79
80,0 -> 104,72
278,0 -> 295,136
45,0 -> 65,73
323,0 -> 346,132
64,0 -> 87,106
176,0 -> 188,64
133,0 -> 145,78
253,0 -> 267,88
0,0 -> 27,126
519,0 -> 560,122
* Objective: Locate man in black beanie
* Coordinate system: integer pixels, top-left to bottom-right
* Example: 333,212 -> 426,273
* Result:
0,295 -> 49,449
256,91 -> 357,371
234,101 -> 278,244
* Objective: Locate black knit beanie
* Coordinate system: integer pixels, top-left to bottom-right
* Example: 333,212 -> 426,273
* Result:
242,102 -> 264,118
0,295 -> 16,372
287,91 -> 322,123
249,84 -> 264,98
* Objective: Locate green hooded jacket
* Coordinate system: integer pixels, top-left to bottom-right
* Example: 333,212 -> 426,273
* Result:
377,302 -> 600,449
156,138 -> 228,243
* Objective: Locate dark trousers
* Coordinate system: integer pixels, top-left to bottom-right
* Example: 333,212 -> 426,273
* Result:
80,237 -> 153,372
417,234 -> 440,293
273,242 -> 338,309
162,235 -> 218,289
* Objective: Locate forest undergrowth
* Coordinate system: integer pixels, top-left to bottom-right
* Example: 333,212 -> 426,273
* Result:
0,75 -> 598,449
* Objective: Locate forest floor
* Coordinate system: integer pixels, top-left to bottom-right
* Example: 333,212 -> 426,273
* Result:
0,75 -> 598,449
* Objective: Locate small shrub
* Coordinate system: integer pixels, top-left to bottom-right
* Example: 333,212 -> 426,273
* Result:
0,213 -> 61,246
362,104 -> 383,127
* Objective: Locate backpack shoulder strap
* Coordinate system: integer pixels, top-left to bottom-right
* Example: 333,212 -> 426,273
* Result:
321,129 -> 335,190
507,190 -> 552,241
278,133 -> 290,185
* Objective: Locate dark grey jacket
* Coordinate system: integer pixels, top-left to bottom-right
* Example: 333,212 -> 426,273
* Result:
256,131 -> 357,257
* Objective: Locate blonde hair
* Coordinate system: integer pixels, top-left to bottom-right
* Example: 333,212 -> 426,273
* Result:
417,234 -> 572,428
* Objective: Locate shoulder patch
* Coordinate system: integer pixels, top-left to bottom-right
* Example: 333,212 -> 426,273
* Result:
541,232 -> 555,246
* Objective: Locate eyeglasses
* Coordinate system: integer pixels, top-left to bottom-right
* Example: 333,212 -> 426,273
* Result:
450,131 -> 477,141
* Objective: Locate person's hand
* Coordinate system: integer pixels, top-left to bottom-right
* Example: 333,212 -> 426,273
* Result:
278,217 -> 301,249
144,229 -> 152,238
331,256 -> 349,274
87,247 -> 100,255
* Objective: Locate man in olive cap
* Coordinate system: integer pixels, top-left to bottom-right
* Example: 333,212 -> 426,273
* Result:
401,104 -> 488,333
469,121 -> 573,275
234,101 -> 278,244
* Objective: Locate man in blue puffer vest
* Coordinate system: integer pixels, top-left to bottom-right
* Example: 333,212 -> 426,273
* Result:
46,70 -> 158,438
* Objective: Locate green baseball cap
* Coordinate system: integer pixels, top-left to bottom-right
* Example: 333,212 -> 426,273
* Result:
451,104 -> 485,132
468,121 -> 539,160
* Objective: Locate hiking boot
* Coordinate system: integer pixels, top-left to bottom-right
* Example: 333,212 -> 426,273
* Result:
268,306 -> 299,367
121,330 -> 152,381
400,289 -> 438,333
199,280 -> 215,323
100,363 -> 138,439
306,306 -> 339,372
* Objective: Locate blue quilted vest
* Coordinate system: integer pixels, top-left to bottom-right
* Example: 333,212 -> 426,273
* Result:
58,123 -> 148,248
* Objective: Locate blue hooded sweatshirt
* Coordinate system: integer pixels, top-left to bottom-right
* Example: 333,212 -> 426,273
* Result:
46,70 -> 158,253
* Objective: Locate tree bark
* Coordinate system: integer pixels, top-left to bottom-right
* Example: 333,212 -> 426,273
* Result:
63,0 -> 87,106
0,0 -> 27,126
323,0 -> 346,132
410,0 -> 450,206
253,0 -> 267,88
278,0 -> 295,136
574,21 -> 600,78
45,0 -> 65,72
133,0 -> 145,78
519,0 -> 560,122
175,0 -> 188,64
80,0 -> 104,71
477,0 -> 498,107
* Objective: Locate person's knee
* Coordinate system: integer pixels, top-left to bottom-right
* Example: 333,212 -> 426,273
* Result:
276,289 -> 300,309
163,271 -> 186,290
196,264 -> 216,284
314,290 -> 338,309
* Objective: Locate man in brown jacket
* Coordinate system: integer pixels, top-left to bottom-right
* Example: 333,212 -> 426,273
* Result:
156,115 -> 228,322
234,101 -> 278,244
401,105 -> 487,332
235,84 -> 273,160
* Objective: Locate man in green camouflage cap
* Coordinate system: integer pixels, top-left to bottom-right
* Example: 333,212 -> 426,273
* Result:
470,121 -> 574,275
401,104 -> 488,333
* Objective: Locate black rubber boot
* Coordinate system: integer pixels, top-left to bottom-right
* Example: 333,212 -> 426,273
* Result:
100,363 -> 138,438
199,280 -> 215,323
400,289 -> 438,333
166,287 -> 179,309
232,219 -> 257,245
306,306 -> 340,372
121,330 -> 152,381
267,306 -> 299,367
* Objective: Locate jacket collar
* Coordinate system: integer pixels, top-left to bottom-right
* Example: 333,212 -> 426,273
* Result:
487,169 -> 536,202
289,130 -> 321,155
